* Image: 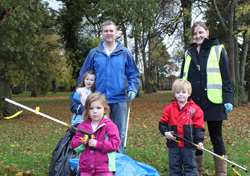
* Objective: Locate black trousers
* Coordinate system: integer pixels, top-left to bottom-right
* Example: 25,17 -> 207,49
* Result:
196,121 -> 225,156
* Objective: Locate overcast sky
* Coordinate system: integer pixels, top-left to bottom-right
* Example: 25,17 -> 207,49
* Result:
45,0 -> 62,11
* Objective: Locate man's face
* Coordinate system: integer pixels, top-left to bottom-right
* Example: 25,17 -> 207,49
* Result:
101,24 -> 117,45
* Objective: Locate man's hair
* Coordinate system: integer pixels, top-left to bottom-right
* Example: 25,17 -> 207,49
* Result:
82,92 -> 110,122
101,20 -> 117,31
172,79 -> 192,95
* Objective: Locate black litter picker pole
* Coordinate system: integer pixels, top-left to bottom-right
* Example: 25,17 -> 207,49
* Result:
1,97 -> 94,139
171,132 -> 248,173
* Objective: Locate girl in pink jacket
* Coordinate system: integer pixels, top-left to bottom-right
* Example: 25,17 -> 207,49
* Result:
71,92 -> 120,176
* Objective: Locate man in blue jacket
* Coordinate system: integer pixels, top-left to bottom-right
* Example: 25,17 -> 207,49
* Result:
77,20 -> 140,154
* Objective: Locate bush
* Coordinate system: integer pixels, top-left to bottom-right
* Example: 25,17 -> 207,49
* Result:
12,86 -> 23,94
231,80 -> 243,106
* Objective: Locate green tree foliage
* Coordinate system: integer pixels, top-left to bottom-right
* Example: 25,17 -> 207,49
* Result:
204,1 -> 230,45
131,0 -> 180,93
57,0 -> 181,93
10,34 -> 65,96
149,38 -> 173,90
0,0 -> 57,117
58,0 -> 101,80
34,34 -> 62,96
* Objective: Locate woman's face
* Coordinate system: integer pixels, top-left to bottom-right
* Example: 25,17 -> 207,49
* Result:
193,25 -> 209,46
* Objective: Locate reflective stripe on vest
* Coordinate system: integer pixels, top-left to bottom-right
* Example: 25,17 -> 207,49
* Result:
183,45 -> 223,104
183,50 -> 191,80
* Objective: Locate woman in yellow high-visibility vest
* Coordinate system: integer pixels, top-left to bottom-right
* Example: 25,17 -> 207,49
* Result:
180,21 -> 233,176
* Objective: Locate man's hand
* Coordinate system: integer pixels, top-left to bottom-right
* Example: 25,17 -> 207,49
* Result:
127,91 -> 136,100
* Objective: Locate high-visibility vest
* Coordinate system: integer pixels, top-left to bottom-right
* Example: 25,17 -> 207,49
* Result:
183,45 -> 223,104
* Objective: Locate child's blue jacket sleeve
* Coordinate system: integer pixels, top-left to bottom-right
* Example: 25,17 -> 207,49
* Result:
69,91 -> 84,115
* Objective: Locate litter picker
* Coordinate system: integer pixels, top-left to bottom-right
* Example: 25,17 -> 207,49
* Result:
123,95 -> 132,150
172,132 -> 248,174
1,97 -> 94,140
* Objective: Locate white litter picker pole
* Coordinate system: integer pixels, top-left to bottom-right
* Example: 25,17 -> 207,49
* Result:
1,97 -> 93,136
123,95 -> 132,150
172,132 -> 248,173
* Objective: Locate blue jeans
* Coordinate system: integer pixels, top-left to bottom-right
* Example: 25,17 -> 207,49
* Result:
109,102 -> 127,154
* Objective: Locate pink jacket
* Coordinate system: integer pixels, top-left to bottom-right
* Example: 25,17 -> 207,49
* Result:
71,115 -> 120,174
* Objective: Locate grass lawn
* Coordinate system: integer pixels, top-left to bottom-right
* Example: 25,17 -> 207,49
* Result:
0,91 -> 249,175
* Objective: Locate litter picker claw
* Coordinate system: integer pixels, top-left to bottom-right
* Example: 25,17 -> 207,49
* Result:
171,132 -> 248,174
1,97 -> 94,139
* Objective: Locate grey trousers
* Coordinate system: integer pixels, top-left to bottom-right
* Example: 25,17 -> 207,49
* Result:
169,147 -> 198,176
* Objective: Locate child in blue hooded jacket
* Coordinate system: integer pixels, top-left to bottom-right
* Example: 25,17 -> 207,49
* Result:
69,70 -> 95,125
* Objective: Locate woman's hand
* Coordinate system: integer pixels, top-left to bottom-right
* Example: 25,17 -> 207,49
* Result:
224,103 -> 233,113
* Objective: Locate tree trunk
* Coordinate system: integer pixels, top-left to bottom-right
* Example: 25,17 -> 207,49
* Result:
122,24 -> 127,48
140,75 -> 145,91
148,37 -> 156,92
239,31 -> 249,104
143,67 -> 153,93
181,0 -> 192,46
153,65 -> 157,92
228,0 -> 236,81
0,76 -> 17,118
142,46 -> 152,94
43,83 -> 49,96
234,1 -> 239,82
31,76 -> 37,97
211,0 -> 236,80
134,38 -> 139,64
234,36 -> 239,81
144,74 -> 153,93
51,79 -> 56,94
248,77 -> 250,101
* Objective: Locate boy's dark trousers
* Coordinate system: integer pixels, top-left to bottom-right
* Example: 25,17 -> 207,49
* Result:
169,147 -> 198,176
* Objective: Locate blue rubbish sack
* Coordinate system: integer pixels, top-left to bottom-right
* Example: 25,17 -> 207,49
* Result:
68,153 -> 160,176
68,158 -> 79,173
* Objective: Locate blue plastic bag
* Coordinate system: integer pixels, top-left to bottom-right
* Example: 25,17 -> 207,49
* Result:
68,153 -> 160,176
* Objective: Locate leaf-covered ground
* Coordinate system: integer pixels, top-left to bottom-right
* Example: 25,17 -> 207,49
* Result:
0,91 -> 249,176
